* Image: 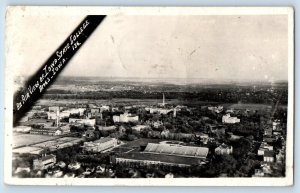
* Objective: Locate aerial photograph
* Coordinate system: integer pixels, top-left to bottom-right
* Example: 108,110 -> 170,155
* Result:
10,14 -> 289,179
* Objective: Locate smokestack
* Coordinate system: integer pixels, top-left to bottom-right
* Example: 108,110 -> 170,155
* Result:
56,108 -> 60,127
163,93 -> 165,107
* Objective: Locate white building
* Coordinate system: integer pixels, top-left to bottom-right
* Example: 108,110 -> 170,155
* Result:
257,142 -> 274,156
273,120 -> 281,130
100,105 -> 110,112
208,105 -> 223,113
263,151 -> 275,162
113,112 -> 139,123
149,108 -> 172,115
132,125 -> 149,133
215,143 -> 233,155
67,108 -> 85,116
47,111 -> 70,120
13,126 -> 31,133
83,137 -> 118,152
222,114 -> 240,124
69,118 -> 96,126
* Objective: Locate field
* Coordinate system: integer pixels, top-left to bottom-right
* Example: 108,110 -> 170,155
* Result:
13,133 -> 61,148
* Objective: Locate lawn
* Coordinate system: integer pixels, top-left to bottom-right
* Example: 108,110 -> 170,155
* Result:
13,133 -> 61,148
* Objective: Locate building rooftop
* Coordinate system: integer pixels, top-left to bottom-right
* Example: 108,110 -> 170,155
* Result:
40,154 -> 56,161
117,152 -> 204,166
217,143 -> 232,149
264,150 -> 275,157
144,143 -> 209,158
94,137 -> 116,144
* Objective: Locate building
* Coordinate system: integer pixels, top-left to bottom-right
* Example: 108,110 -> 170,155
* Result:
215,143 -> 233,155
66,108 -> 85,116
13,125 -> 31,133
264,151 -> 275,162
131,125 -> 149,133
152,121 -> 163,129
33,154 -> 56,170
264,126 -> 273,136
222,114 -> 240,124
49,106 -> 61,112
208,106 -> 223,113
100,105 -> 110,112
113,112 -> 139,123
149,107 -> 173,115
69,118 -> 96,126
47,110 -> 70,125
116,143 -> 208,167
144,143 -> 208,158
273,120 -> 281,130
257,142 -> 274,156
30,127 -> 63,136
276,150 -> 285,163
60,124 -> 71,134
98,125 -> 117,131
83,137 -> 118,153
83,129 -> 96,139
91,108 -> 100,115
195,133 -> 209,145
252,169 -> 264,177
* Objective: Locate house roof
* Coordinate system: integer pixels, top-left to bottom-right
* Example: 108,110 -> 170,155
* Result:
264,150 -> 274,157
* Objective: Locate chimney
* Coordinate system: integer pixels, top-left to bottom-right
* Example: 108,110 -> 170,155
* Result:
56,108 -> 60,127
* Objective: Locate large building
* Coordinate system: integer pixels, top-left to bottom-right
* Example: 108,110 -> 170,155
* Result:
116,143 -> 209,167
113,112 -> 139,123
83,137 -> 118,153
222,114 -> 240,124
47,111 -> 70,120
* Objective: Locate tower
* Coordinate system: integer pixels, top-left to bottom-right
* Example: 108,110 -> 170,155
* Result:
163,93 -> 165,107
173,108 -> 177,118
56,109 -> 60,127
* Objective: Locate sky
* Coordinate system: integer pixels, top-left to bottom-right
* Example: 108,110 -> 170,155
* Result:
7,12 -> 289,82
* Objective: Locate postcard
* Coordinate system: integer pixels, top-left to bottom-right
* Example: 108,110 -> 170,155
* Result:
4,6 -> 294,186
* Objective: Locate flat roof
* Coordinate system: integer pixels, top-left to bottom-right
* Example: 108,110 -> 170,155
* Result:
144,143 -> 209,158
13,146 -> 44,155
117,152 -> 204,166
94,137 -> 116,143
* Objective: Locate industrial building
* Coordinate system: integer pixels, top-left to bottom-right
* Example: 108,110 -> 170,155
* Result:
83,137 -> 118,153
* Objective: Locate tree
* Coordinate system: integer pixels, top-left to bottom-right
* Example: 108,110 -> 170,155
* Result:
233,137 -> 252,160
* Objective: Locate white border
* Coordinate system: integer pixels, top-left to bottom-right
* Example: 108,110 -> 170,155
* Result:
4,6 -> 294,186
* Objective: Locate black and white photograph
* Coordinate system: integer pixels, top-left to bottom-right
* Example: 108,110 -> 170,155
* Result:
4,6 -> 294,186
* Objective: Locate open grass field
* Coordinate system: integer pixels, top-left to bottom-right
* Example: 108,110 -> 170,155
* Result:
13,133 -> 61,148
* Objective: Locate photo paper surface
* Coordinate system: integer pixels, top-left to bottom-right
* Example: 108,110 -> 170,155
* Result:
4,6 -> 294,186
